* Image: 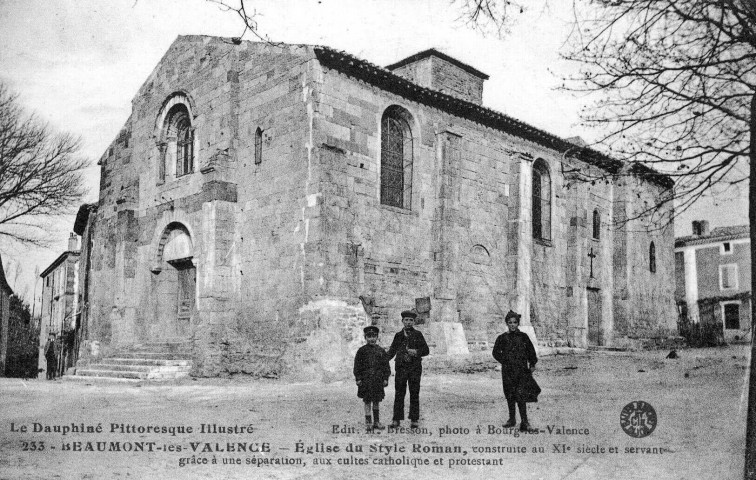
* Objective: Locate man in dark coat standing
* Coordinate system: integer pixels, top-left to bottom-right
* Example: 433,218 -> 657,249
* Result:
493,310 -> 538,431
387,310 -> 429,429
354,326 -> 392,431
44,333 -> 57,380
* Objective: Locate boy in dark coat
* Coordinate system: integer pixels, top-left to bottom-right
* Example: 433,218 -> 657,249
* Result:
493,310 -> 538,431
387,310 -> 430,429
354,326 -> 391,432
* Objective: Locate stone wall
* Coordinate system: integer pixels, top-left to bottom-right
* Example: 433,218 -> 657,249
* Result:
612,175 -> 677,342
309,63 -> 676,350
389,53 -> 485,105
87,37 -> 364,378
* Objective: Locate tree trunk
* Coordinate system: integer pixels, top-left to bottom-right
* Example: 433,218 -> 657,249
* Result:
745,91 -> 756,480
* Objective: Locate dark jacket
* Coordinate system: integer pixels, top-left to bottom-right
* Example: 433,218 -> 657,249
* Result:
44,339 -> 56,360
492,330 -> 537,371
493,330 -> 540,402
354,344 -> 391,402
387,327 -> 430,370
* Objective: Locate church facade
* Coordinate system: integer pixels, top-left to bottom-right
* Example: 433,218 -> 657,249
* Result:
80,36 -> 676,377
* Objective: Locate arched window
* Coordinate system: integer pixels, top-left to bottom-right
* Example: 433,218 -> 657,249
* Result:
592,209 -> 600,240
532,159 -> 551,241
380,106 -> 413,209
175,112 -> 194,176
156,93 -> 196,183
254,127 -> 263,165
649,241 -> 656,273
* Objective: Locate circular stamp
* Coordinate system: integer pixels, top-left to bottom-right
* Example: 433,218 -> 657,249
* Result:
620,401 -> 657,438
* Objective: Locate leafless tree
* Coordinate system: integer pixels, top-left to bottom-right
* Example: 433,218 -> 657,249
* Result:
0,83 -> 88,247
452,0 -> 526,36
560,1 -> 754,222
206,0 -> 281,45
552,3 -> 756,475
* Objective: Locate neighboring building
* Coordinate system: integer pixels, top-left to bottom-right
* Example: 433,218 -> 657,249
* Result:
675,221 -> 752,342
81,36 -> 676,378
73,203 -> 98,361
0,255 -> 14,375
38,233 -> 81,378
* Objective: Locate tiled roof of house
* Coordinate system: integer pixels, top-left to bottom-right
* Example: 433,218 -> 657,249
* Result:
675,224 -> 750,248
40,250 -> 81,279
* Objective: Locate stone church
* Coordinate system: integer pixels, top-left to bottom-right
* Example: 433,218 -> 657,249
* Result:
78,36 -> 676,378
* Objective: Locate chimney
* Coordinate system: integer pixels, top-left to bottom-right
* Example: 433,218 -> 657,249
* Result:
68,232 -> 79,252
692,220 -> 710,236
386,49 -> 489,105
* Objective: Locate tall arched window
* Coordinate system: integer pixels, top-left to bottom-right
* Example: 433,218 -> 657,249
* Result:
160,102 -> 195,179
592,209 -> 600,240
380,106 -> 413,209
254,127 -> 263,165
649,241 -> 657,273
175,113 -> 194,176
156,93 -> 197,184
532,159 -> 551,241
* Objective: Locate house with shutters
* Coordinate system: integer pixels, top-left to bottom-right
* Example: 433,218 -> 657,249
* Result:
675,221 -> 751,342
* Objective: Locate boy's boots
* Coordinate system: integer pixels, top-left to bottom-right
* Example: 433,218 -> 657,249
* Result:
372,409 -> 384,430
365,415 -> 373,432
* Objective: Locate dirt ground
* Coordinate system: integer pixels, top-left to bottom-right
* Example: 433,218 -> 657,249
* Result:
0,345 -> 749,480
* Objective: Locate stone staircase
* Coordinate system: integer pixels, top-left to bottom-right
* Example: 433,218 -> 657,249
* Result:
68,342 -> 193,382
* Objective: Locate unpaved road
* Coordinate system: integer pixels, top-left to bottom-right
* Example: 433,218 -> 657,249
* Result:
0,345 -> 748,479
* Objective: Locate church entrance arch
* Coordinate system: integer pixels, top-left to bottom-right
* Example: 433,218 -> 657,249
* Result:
152,223 -> 196,341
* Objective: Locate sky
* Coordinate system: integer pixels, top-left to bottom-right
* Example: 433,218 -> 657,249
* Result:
0,0 -> 749,307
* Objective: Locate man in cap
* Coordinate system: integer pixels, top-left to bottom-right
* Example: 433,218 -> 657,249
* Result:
492,310 -> 538,431
354,325 -> 391,432
387,310 -> 430,429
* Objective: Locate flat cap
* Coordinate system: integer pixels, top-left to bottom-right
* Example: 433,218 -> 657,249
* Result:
401,310 -> 417,319
363,325 -> 379,335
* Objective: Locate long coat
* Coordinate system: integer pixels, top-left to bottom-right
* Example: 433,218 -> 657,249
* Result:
386,327 -> 430,371
354,344 -> 391,402
492,330 -> 538,400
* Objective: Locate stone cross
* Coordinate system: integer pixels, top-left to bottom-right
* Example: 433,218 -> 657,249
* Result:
588,247 -> 597,278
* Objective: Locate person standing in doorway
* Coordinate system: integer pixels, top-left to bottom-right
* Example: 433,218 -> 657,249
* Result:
44,333 -> 57,380
387,310 -> 429,429
493,310 -> 538,431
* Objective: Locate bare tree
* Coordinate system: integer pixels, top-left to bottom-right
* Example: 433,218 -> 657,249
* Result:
206,0 -> 281,44
561,1 -> 754,221
452,0 -> 526,36
0,83 -> 88,247
551,3 -> 756,477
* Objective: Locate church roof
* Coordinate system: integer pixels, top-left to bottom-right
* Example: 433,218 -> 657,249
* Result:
675,224 -> 750,248
313,46 -> 674,189
385,48 -> 489,80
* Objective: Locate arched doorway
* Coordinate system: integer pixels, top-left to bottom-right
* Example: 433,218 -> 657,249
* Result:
152,223 -> 196,341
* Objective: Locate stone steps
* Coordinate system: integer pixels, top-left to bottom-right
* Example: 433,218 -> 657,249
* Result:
62,374 -> 141,384
70,342 -> 193,382
112,352 -> 191,360
106,358 -> 191,367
